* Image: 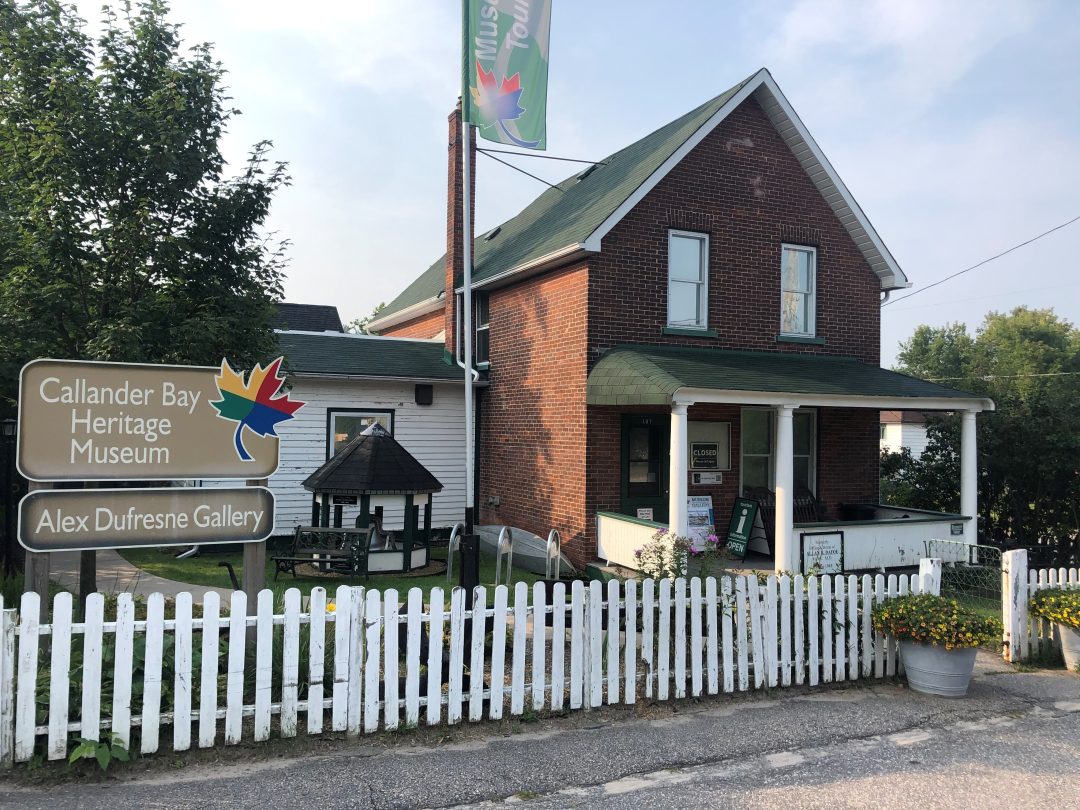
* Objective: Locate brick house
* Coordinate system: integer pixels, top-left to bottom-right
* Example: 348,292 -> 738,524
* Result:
368,69 -> 993,573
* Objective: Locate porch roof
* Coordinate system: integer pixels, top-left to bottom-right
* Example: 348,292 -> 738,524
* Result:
586,345 -> 994,411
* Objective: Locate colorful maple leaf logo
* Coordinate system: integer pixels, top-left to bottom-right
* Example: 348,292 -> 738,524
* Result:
210,357 -> 304,461
471,60 -> 527,129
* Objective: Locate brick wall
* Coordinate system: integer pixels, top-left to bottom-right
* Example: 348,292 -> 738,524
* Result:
816,407 -> 880,511
478,263 -> 591,564
380,309 -> 445,340
588,97 -> 881,365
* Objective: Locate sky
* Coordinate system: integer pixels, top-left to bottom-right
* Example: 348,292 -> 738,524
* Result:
75,0 -> 1080,366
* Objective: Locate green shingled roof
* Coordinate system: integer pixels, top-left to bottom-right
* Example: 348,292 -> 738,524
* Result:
278,331 -> 462,381
380,74 -> 757,320
587,345 -> 987,406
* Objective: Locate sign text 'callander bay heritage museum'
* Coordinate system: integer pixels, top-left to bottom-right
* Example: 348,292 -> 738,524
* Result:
213,69 -> 991,575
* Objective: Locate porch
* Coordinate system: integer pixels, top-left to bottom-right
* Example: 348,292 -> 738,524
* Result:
588,346 -> 994,573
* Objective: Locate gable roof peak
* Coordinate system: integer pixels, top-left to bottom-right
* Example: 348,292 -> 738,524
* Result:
370,68 -> 908,331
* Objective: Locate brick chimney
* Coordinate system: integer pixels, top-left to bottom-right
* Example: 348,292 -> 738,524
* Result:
445,100 -> 477,357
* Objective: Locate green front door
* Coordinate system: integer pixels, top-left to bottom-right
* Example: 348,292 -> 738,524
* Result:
620,414 -> 670,523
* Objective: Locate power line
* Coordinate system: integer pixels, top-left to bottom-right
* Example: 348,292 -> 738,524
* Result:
886,283 -> 1080,313
883,213 -> 1080,307
477,146 -> 607,166
478,149 -> 564,192
926,371 -> 1080,382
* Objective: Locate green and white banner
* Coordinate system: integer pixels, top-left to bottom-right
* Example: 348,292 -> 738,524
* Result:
463,0 -> 552,150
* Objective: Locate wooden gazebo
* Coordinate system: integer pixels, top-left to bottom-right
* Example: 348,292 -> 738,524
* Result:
302,423 -> 442,573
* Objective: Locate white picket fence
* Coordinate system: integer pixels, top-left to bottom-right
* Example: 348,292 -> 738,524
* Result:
0,564 -> 941,766
1002,548 -> 1080,663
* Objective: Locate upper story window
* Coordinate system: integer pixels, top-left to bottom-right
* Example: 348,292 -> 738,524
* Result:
780,244 -> 816,337
667,230 -> 709,330
475,294 -> 490,366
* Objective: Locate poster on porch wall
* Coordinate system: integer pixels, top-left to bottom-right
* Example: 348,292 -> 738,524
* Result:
686,495 -> 715,549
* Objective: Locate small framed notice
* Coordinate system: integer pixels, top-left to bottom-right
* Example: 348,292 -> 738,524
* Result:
636,507 -> 654,521
801,531 -> 844,574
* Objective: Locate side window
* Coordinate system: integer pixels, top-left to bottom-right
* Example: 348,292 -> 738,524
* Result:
475,294 -> 490,365
667,230 -> 709,330
780,244 -> 816,337
328,410 -> 392,458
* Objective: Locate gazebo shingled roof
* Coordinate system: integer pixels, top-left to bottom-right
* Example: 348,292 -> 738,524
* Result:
302,423 -> 443,497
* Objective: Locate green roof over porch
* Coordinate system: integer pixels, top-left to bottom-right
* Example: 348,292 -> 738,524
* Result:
586,345 -> 993,410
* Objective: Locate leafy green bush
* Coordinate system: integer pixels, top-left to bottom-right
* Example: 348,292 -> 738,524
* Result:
1030,587 -> 1080,630
872,593 -> 1001,650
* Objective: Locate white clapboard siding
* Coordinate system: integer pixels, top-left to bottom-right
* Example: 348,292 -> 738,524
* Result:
1,568 -> 946,765
200,376 -> 466,534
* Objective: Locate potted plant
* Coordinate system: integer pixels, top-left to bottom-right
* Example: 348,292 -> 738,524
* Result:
1029,587 -> 1080,672
872,593 -> 1002,697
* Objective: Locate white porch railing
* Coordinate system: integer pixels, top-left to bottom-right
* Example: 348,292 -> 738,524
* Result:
596,511 -> 666,570
0,565 -> 942,766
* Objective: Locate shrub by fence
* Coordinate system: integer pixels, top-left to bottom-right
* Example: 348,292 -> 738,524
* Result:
1002,548 -> 1080,663
0,564 -> 942,766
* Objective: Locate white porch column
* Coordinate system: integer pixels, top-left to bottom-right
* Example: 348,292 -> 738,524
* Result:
960,409 -> 978,545
774,405 -> 796,573
669,402 -> 689,537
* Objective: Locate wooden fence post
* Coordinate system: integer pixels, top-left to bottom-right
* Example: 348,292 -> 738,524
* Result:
1002,549 -> 1028,663
243,479 -> 268,619
918,557 -> 942,596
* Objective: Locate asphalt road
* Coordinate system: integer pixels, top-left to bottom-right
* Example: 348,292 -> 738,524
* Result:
2,654 -> 1078,809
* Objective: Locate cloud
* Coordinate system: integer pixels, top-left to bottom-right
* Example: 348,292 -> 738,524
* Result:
764,0 -> 1039,118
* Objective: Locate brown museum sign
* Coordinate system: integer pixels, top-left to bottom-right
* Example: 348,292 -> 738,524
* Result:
18,487 -> 276,552
17,358 -> 303,481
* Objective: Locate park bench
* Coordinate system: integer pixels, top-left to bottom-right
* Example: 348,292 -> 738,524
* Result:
272,525 -> 373,580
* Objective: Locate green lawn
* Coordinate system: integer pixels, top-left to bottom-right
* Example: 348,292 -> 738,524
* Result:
118,542 -> 543,602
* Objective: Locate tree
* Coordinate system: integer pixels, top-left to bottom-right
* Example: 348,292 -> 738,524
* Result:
0,0 -> 289,413
346,302 -> 386,334
884,307 -> 1080,562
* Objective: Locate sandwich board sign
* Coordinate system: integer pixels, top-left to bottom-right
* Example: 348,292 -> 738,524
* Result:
725,497 -> 769,560
18,357 -> 303,481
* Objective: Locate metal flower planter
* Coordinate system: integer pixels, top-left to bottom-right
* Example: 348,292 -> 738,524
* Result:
898,641 -> 978,697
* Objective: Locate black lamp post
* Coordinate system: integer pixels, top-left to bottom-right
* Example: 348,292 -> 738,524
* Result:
1,417 -> 20,575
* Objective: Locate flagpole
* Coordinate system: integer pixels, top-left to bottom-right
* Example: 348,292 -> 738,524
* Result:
462,116 -> 474,533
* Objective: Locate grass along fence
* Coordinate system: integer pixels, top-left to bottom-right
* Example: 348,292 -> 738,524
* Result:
0,563 -> 942,767
1002,548 -> 1080,663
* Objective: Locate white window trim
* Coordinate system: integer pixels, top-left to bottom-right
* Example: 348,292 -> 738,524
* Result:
780,243 -> 817,337
667,229 -> 709,330
739,407 -> 817,495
